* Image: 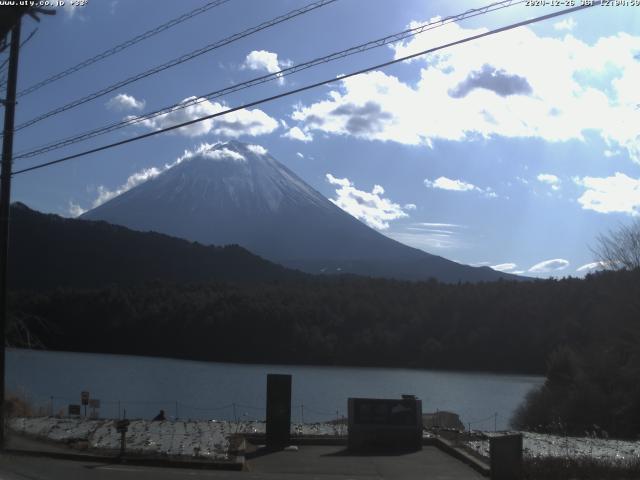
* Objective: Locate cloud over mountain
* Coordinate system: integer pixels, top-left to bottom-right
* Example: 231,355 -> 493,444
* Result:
326,174 -> 409,230
132,97 -> 278,138
529,258 -> 570,273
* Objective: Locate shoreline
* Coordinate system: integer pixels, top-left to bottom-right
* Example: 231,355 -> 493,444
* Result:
7,346 -> 547,378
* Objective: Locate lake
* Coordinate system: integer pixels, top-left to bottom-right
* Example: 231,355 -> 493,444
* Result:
7,348 -> 543,430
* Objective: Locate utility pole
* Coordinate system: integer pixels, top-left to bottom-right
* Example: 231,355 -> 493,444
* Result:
0,17 -> 22,450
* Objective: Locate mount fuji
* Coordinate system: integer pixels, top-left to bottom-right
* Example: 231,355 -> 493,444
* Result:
82,141 -> 517,282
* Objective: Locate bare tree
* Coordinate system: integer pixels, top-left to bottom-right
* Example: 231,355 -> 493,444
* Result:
592,218 -> 640,270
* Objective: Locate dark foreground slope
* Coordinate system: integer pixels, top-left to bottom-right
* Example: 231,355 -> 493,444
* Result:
8,202 -> 302,291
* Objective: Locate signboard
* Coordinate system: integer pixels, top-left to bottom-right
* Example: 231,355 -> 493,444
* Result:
116,419 -> 130,433
81,391 -> 90,406
266,374 -> 292,449
490,434 -> 523,480
89,399 -> 100,409
352,398 -> 419,426
348,397 -> 422,452
68,404 -> 81,416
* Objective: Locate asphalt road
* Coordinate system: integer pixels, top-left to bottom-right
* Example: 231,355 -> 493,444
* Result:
3,455 -> 246,480
0,446 -> 485,480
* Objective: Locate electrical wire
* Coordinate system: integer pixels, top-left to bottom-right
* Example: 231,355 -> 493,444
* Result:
9,0 -> 338,133
12,2 -> 599,176
14,0 -> 524,159
16,0 -> 232,98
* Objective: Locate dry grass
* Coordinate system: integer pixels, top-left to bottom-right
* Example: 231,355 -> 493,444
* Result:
5,390 -> 48,418
524,456 -> 640,479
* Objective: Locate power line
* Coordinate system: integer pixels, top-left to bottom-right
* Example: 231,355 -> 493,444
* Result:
9,0 -> 338,134
12,2 -> 598,177
14,0 -> 524,160
16,0 -> 232,98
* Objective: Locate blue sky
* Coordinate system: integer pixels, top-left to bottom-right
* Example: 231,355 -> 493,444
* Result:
6,0 -> 640,278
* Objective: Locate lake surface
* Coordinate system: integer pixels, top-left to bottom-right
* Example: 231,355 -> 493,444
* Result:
7,348 -> 543,430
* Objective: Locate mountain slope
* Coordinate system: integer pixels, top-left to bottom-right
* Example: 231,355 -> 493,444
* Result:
82,141 -> 518,282
8,202 -> 302,291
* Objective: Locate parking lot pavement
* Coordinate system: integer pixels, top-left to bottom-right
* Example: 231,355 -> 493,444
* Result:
246,445 -> 486,479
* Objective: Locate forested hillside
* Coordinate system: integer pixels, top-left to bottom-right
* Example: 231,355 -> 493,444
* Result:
8,202 -> 303,290
9,269 -> 639,376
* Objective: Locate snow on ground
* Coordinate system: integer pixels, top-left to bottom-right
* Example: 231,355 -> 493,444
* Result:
9,417 -> 346,459
466,432 -> 640,463
16,417 -> 637,464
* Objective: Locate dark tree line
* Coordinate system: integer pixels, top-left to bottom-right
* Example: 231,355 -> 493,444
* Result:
8,269 -> 639,373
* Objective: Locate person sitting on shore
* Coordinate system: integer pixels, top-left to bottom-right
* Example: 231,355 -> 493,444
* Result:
153,409 -> 166,421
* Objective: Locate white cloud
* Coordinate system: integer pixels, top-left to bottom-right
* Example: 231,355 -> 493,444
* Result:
384,231 -> 457,250
296,152 -> 305,158
107,93 -> 145,111
247,144 -> 268,156
291,22 -> 640,163
282,126 -> 313,142
574,172 -> 640,215
407,227 -> 453,234
415,222 -> 462,228
67,201 -> 86,218
93,167 -> 162,208
491,262 -> 517,272
387,222 -> 465,251
134,96 -> 278,138
404,203 -> 417,210
425,176 -> 478,192
202,148 -> 246,162
424,176 -> 497,197
326,174 -> 409,230
243,50 -> 281,73
553,18 -> 577,31
62,3 -> 86,20
537,173 -> 561,191
242,50 -> 292,85
528,258 -> 570,273
576,261 -> 606,272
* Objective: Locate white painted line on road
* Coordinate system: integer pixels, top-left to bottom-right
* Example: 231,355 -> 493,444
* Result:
97,467 -> 142,472
97,466 -> 236,477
